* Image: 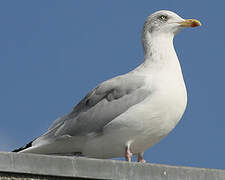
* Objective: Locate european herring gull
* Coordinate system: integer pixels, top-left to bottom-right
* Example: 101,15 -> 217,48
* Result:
13,10 -> 201,162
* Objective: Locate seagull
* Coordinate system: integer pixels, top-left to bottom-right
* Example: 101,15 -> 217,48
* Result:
13,10 -> 201,162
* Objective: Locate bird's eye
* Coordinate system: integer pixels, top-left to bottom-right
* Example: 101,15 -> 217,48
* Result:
159,15 -> 168,21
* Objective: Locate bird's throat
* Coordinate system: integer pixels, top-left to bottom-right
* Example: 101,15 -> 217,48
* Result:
142,32 -> 176,63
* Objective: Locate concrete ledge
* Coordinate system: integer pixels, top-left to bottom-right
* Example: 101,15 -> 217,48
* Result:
0,152 -> 224,180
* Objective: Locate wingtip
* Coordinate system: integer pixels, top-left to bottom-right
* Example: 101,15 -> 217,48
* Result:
12,140 -> 34,152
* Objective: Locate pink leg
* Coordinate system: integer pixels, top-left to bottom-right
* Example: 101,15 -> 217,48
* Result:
137,152 -> 146,163
125,145 -> 132,162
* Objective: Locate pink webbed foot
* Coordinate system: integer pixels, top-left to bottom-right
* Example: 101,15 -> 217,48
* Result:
125,146 -> 133,162
137,153 -> 146,163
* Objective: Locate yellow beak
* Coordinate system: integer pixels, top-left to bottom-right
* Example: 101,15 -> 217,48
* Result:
179,19 -> 201,27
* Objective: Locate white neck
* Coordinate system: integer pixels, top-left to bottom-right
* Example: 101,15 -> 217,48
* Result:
142,31 -> 175,62
137,31 -> 183,77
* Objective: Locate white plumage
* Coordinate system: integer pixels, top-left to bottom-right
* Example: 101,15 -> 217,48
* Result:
14,10 -> 201,162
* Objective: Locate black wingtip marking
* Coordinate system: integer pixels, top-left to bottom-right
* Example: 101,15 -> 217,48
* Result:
12,140 -> 34,152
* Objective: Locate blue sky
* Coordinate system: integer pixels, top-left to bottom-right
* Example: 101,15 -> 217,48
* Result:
0,0 -> 224,169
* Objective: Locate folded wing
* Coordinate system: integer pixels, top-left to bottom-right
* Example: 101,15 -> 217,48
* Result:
34,73 -> 151,145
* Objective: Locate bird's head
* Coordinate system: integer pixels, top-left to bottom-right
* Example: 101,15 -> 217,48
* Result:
143,10 -> 201,36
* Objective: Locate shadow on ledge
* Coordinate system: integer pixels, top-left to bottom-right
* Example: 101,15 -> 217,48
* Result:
0,152 -> 224,180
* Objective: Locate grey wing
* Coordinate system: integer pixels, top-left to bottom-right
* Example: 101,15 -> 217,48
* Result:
45,74 -> 151,138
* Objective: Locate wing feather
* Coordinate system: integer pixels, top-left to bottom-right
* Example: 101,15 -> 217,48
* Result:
42,74 -> 150,139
